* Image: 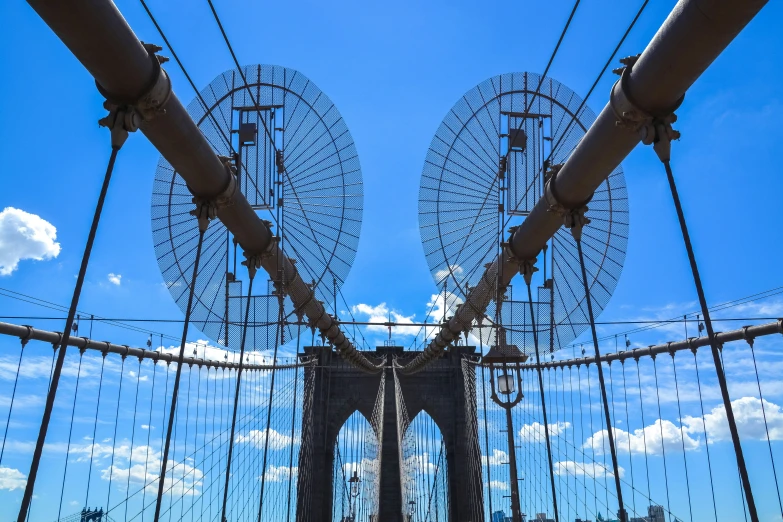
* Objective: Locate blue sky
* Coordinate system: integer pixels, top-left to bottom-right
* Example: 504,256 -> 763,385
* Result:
1,0 -> 783,520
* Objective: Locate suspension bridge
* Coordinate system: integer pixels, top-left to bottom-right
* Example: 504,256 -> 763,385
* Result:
0,1 -> 780,521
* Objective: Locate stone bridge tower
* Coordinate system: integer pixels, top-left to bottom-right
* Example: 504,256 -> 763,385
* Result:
296,345 -> 484,521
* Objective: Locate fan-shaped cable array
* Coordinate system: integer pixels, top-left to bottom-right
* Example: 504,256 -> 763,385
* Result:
418,72 -> 629,354
152,65 -> 363,350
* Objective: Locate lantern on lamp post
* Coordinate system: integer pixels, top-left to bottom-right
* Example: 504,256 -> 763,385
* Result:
347,469 -> 361,521
483,326 -> 528,522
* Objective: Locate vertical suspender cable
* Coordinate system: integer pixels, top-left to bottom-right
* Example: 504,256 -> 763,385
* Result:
575,238 -> 626,522
141,356 -> 158,522
56,350 -> 85,521
745,334 -> 783,517
285,322 -> 302,522
619,361 -> 636,517
669,353 -> 694,522
0,336 -> 27,466
691,347 -> 718,522
154,225 -> 206,522
478,327 -> 494,519
221,274 -> 256,522
125,358 -> 143,522
256,294 -> 285,522
526,281 -> 560,522
651,357 -> 672,517
17,145 -> 121,522
661,158 -> 758,521
84,351 -> 107,508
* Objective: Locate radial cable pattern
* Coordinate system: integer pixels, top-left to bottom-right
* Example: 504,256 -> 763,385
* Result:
152,65 -> 363,348
419,72 -> 629,353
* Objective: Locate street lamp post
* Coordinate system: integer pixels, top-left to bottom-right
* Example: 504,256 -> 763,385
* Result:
348,470 -> 361,522
483,327 -> 528,522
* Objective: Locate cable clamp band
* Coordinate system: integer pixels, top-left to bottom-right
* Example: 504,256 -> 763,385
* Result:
20,325 -> 33,348
214,155 -> 239,208
610,54 -> 684,127
98,104 -> 139,150
450,304 -> 471,333
565,206 -> 591,242
610,54 -> 683,163
190,161 -> 238,231
741,325 -> 755,348
506,257 -> 537,286
543,163 -> 593,242
241,237 -> 278,279
504,227 -> 539,282
96,42 -> 172,121
543,163 -> 568,216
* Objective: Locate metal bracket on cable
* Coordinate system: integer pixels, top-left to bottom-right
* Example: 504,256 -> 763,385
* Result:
190,161 -> 239,232
98,104 -> 139,150
505,231 -> 539,284
517,258 -> 538,286
96,42 -> 172,120
19,325 -> 33,348
241,238 -> 278,280
542,162 -> 593,241
610,54 -> 682,163
96,42 -> 172,150
564,206 -> 591,242
742,325 -> 756,348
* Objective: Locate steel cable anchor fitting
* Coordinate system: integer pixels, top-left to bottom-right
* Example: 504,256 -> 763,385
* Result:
541,162 -> 593,241
98,104 -> 139,150
241,236 -> 278,281
610,54 -> 682,163
97,42 -> 172,150
190,156 -> 238,232
504,228 -> 539,285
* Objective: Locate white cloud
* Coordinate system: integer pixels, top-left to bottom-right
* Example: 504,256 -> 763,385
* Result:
350,290 -> 466,344
725,299 -> 783,317
434,264 -> 463,285
584,420 -> 700,456
108,273 -> 122,286
0,393 -> 43,409
262,465 -> 297,483
0,352 -> 116,383
519,421 -> 571,443
587,398 -> 783,457
0,207 -> 61,275
486,480 -> 508,491
481,448 -> 508,467
235,428 -> 296,451
127,370 -> 148,381
427,291 -> 463,327
404,452 -> 439,475
351,302 -> 419,337
342,457 -> 378,478
102,458 -> 202,497
156,339 -> 278,366
554,460 -> 623,479
0,466 -> 26,491
684,396 -> 783,442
